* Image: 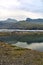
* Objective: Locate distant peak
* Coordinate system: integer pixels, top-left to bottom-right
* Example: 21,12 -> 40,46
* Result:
26,18 -> 43,22
26,18 -> 32,22
7,18 -> 17,21
6,18 -> 18,23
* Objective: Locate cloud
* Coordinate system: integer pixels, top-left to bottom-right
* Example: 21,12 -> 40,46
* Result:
0,0 -> 20,10
0,0 -> 43,20
19,0 -> 43,13
0,9 -> 42,20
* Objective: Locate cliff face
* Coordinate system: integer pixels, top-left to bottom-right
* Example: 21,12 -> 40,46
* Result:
0,42 -> 43,65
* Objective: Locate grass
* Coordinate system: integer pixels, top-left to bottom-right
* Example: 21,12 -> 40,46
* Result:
0,41 -> 43,65
0,32 -> 11,36
16,21 -> 43,30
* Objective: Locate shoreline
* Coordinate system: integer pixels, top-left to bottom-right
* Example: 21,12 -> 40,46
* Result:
0,29 -> 43,32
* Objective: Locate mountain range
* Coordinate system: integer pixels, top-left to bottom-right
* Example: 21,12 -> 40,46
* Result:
26,18 -> 43,22
0,18 -> 43,29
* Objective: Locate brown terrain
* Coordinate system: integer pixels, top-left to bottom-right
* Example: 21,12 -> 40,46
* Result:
0,42 -> 43,65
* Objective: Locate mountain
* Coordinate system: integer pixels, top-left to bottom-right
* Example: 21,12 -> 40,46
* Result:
0,18 -> 43,29
26,18 -> 32,22
26,18 -> 43,22
0,42 -> 43,65
0,18 -> 18,29
5,18 -> 18,23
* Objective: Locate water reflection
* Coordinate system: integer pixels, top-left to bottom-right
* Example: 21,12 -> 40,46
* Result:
13,42 -> 43,52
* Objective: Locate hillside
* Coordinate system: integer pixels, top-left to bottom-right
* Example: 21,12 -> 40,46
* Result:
0,18 -> 43,29
0,42 -> 43,65
0,18 -> 18,29
26,18 -> 43,22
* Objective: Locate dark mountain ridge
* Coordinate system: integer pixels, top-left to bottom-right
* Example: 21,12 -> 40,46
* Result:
26,18 -> 43,22
0,18 -> 43,29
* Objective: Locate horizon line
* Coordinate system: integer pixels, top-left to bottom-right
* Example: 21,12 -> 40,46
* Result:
0,17 -> 43,21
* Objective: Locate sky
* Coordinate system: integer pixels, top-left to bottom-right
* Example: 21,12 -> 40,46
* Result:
0,0 -> 43,20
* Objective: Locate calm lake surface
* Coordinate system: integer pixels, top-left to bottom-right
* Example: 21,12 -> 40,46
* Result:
14,42 -> 43,52
0,29 -> 43,52
0,35 -> 43,52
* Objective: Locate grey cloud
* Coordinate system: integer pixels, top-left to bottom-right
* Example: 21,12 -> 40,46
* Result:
19,0 -> 43,13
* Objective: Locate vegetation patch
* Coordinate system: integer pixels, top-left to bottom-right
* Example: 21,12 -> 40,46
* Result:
0,42 -> 43,65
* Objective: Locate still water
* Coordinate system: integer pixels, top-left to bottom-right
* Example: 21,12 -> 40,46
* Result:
0,35 -> 43,52
0,29 -> 43,52
12,42 -> 43,52
0,29 -> 43,32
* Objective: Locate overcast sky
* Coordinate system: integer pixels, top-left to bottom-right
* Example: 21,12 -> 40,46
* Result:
0,0 -> 43,20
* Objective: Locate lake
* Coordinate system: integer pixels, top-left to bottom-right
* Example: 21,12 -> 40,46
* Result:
0,29 -> 43,52
0,35 -> 43,52
0,29 -> 43,32
13,42 -> 43,52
